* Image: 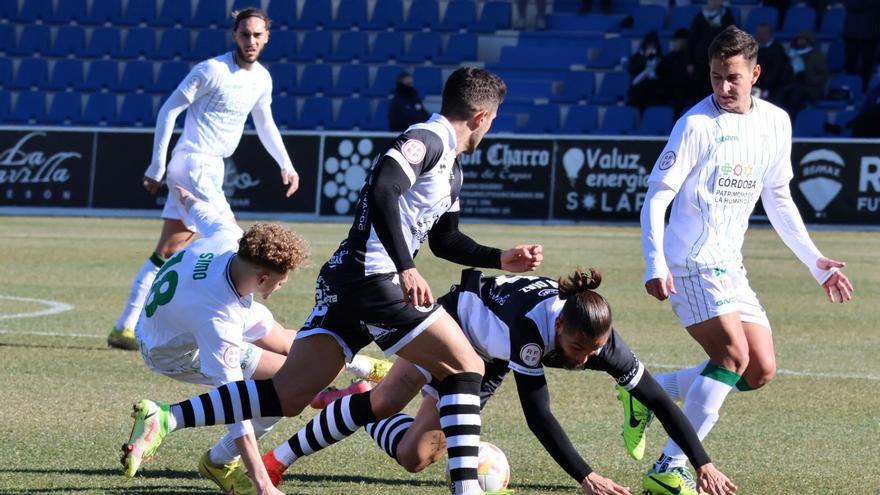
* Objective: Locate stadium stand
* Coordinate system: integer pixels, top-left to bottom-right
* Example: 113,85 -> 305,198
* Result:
296,96 -> 334,129
47,59 -> 85,91
81,93 -> 118,125
329,0 -> 370,29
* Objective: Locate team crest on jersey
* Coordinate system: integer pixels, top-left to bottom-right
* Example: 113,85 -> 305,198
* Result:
222,345 -> 241,369
185,74 -> 203,94
519,343 -> 542,367
659,151 -> 676,170
401,139 -> 427,164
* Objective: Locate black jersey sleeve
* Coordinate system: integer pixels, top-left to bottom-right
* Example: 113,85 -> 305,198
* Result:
367,154 -> 417,272
513,371 -> 592,483
584,328 -> 643,388
428,211 -> 502,269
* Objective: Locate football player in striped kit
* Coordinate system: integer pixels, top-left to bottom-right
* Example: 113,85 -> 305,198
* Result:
260,268 -> 737,495
636,25 -> 853,494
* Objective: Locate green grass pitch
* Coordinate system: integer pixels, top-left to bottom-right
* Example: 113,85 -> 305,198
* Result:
0,216 -> 878,494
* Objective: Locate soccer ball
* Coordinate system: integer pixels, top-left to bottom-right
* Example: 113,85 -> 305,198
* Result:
447,441 -> 510,491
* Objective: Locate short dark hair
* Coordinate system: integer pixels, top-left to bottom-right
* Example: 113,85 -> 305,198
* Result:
708,25 -> 758,63
440,67 -> 506,120
232,7 -> 271,31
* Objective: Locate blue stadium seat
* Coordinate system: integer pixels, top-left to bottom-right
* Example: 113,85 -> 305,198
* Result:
519,104 -> 561,134
636,105 -> 674,135
47,26 -> 86,57
155,29 -> 191,60
327,32 -> 369,62
191,30 -> 228,61
365,65 -> 405,96
296,97 -> 334,129
780,6 -> 815,38
588,38 -> 629,69
664,5 -> 701,36
293,31 -> 332,62
0,59 -> 11,90
293,64 -> 333,95
81,93 -> 117,125
869,76 -> 880,91
364,32 -> 405,62
744,6 -> 778,34
0,90 -> 9,121
826,39 -> 845,73
598,105 -> 638,134
400,0 -> 439,31
0,0 -> 16,20
561,105 -> 599,134
474,1 -> 512,33
13,0 -> 53,23
329,0 -> 369,29
46,93 -> 82,124
295,0 -> 333,28
9,91 -> 47,124
833,109 -> 858,137
0,24 -> 14,55
504,79 -> 554,104
115,94 -> 155,126
327,65 -> 370,96
81,60 -> 119,91
818,7 -> 845,40
623,5 -> 666,37
119,0 -> 157,26
232,0 -> 256,13
154,61 -> 190,93
366,98 -> 390,130
364,0 -> 403,30
261,30 -> 297,62
490,114 -> 518,133
437,0 -> 476,32
118,61 -> 154,92
436,33 -> 477,63
399,32 -> 442,63
84,27 -> 121,58
191,0 -> 227,27
82,0 -> 122,25
51,0 -> 88,24
546,13 -> 622,33
270,95 -> 297,129
551,71 -> 595,103
793,108 -> 827,137
11,59 -> 49,90
590,71 -> 630,104
118,28 -> 155,59
822,74 -> 864,105
10,25 -> 51,56
329,98 -> 372,130
268,63 -> 298,95
46,59 -> 85,91
413,66 -> 442,96
266,0 -> 297,28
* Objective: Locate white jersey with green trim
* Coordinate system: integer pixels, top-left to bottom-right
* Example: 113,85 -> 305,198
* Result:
648,95 -> 793,275
135,202 -> 273,384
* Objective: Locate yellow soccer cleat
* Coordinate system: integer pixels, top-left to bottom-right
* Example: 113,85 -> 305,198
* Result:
198,450 -> 256,495
108,327 -> 138,350
365,355 -> 393,384
643,466 -> 698,495
121,399 -> 170,478
616,384 -> 653,460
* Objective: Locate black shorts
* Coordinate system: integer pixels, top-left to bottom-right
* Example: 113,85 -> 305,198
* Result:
295,268 -> 445,358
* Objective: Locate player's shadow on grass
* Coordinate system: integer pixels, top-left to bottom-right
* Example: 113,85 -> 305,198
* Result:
0,467 -> 215,494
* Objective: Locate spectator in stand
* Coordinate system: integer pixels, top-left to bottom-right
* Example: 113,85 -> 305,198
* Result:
515,0 -> 548,30
658,28 -> 698,116
847,81 -> 880,136
627,31 -> 666,111
843,0 -> 880,89
780,30 -> 829,115
579,0 -> 612,15
754,22 -> 793,102
388,72 -> 429,132
688,0 -> 736,94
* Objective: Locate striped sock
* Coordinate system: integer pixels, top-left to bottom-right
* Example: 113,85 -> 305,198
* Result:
439,372 -> 482,495
169,379 -> 282,430
365,413 -> 415,461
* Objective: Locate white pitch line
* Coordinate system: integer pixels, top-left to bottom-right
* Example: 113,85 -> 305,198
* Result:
647,362 -> 880,382
0,295 -> 74,320
0,329 -> 98,338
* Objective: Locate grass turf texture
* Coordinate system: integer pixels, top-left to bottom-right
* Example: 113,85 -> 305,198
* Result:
0,216 -> 877,494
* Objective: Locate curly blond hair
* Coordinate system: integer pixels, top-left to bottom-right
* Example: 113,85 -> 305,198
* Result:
238,223 -> 309,273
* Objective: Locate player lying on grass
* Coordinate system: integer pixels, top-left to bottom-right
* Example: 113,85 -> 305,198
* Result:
126,186 -> 389,494
260,268 -> 737,495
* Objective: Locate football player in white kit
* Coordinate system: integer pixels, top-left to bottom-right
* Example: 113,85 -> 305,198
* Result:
108,8 -> 300,351
632,26 -> 853,495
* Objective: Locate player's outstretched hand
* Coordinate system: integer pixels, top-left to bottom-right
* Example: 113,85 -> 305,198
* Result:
281,168 -> 299,197
695,462 -> 737,495
817,257 -> 853,303
581,472 -> 631,495
142,176 -> 162,194
400,267 -> 434,307
645,272 -> 676,301
501,244 -> 543,273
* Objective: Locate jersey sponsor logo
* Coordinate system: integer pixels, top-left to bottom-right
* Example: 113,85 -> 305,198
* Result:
401,139 -> 427,164
222,345 -> 241,369
519,343 -> 542,367
537,288 -> 558,298
658,150 -> 676,170
715,134 -> 739,143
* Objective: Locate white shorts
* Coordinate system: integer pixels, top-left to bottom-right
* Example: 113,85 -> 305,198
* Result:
139,341 -> 263,386
669,265 -> 771,330
161,151 -> 233,231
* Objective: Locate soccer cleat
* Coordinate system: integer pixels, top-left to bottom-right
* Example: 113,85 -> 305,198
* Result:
309,380 -> 373,409
643,466 -> 698,495
484,490 -> 515,494
198,450 -> 256,495
108,327 -> 138,350
364,355 -> 393,384
121,399 -> 170,478
262,450 -> 288,487
616,384 -> 654,460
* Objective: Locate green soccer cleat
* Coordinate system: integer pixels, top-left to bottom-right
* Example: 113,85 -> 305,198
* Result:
616,384 -> 654,460
643,466 -> 698,495
484,490 -> 515,494
365,355 -> 393,384
198,450 -> 256,495
121,399 -> 170,478
108,327 -> 138,351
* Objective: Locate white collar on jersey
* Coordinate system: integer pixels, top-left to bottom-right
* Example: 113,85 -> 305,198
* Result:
425,113 -> 457,152
710,95 -> 756,115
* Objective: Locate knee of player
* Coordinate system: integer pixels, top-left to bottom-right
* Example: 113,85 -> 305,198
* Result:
750,365 -> 776,389
370,391 -> 406,419
276,389 -> 309,417
721,347 -> 750,374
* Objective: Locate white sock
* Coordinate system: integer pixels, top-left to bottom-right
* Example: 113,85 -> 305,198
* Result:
656,360 -> 709,402
273,441 -> 297,466
345,355 -> 374,380
115,256 -> 163,330
210,417 -> 281,465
